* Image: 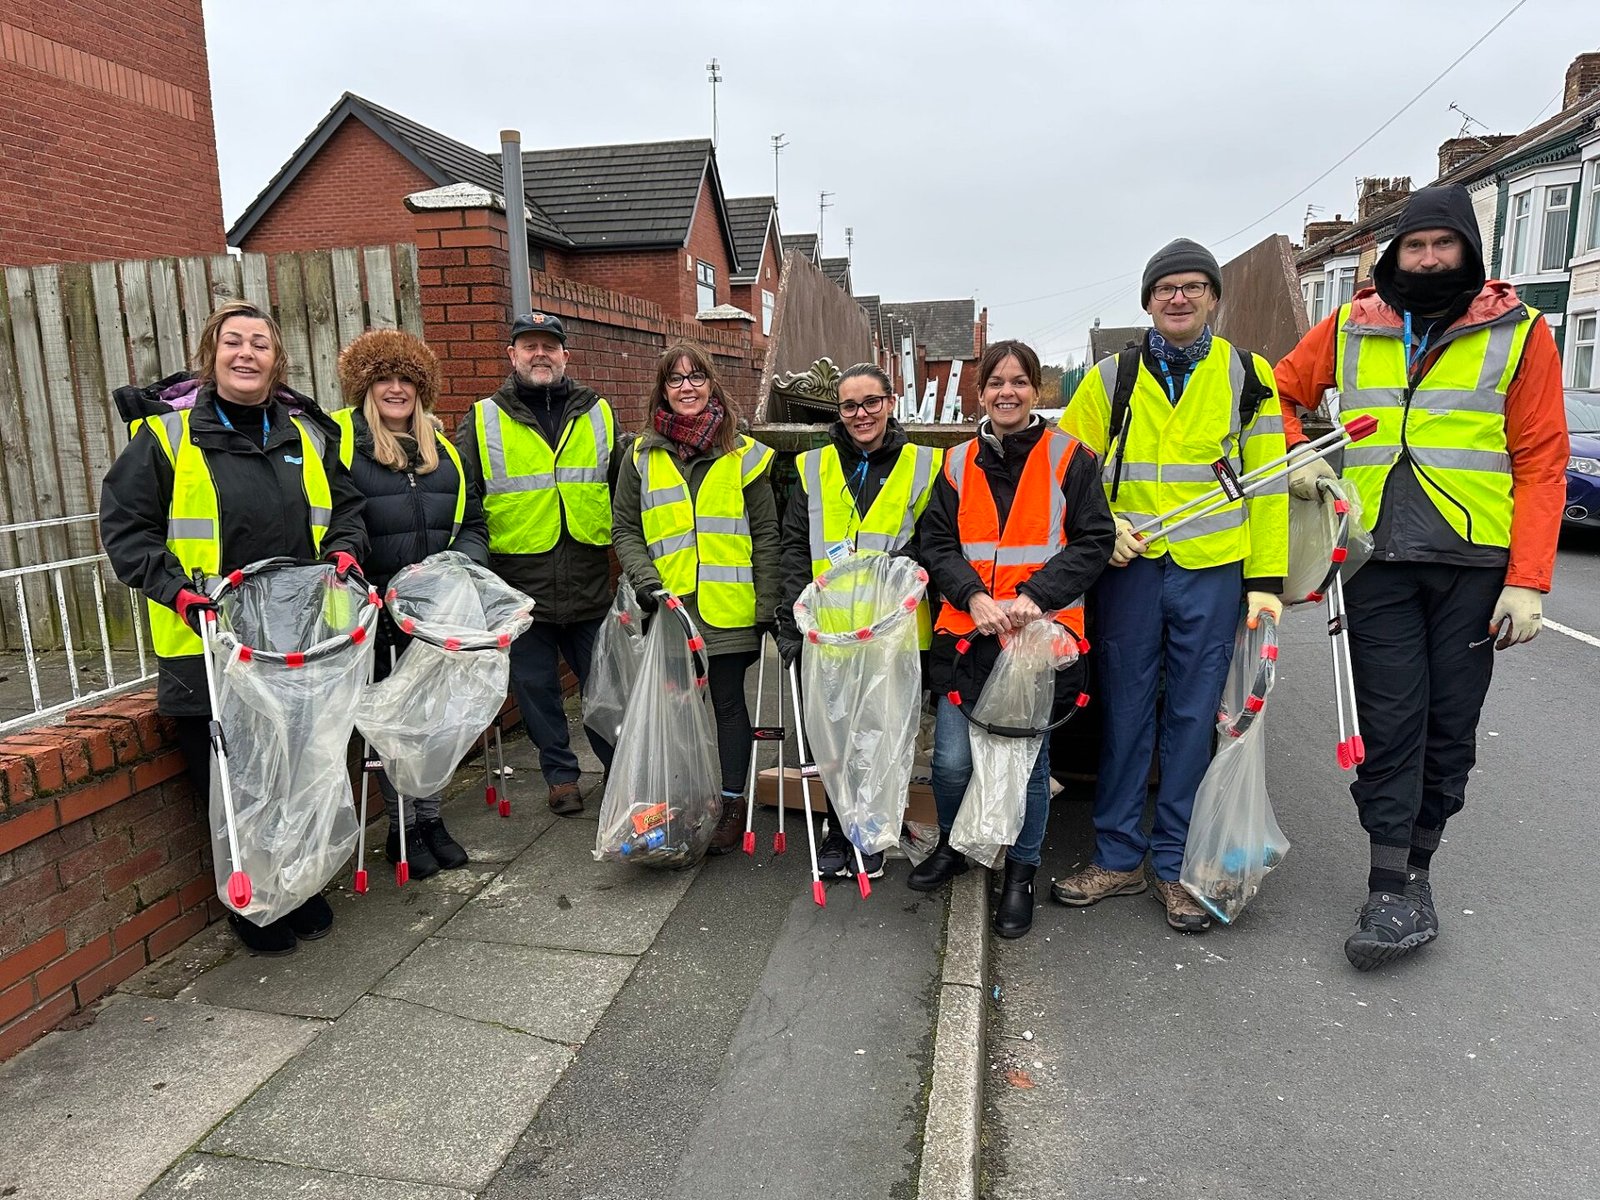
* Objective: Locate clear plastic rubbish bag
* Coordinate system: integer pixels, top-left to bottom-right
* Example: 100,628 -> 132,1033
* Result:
594,596 -> 720,868
1282,477 -> 1374,605
208,559 -> 380,923
793,553 -> 928,855
356,551 -> 533,798
950,618 -> 1079,869
584,576 -> 648,744
1181,615 -> 1290,924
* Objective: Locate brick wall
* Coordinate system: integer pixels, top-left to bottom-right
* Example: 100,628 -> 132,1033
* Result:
0,697 -> 215,1061
238,117 -> 437,256
730,229 -> 781,350
0,1 -> 225,266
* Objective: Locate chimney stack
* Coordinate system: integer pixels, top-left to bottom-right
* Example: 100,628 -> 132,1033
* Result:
1357,176 -> 1412,222
1303,213 -> 1352,248
1565,51 -> 1600,110
1437,134 -> 1513,177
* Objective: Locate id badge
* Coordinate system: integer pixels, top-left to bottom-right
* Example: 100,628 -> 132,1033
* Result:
1211,458 -> 1244,502
826,539 -> 854,566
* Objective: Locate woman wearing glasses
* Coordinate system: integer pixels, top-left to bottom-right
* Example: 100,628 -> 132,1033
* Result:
612,341 -> 780,855
775,363 -> 942,881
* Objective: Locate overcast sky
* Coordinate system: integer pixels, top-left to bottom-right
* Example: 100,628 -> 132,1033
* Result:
204,0 -> 1594,365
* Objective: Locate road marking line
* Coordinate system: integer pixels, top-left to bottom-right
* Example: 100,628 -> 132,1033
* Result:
1547,619 -> 1600,650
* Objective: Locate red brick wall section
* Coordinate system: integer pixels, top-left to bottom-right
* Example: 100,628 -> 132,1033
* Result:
683,181 -> 736,317
0,2 -> 226,266
237,117 -> 437,255
559,249 -> 690,321
0,694 -> 216,1061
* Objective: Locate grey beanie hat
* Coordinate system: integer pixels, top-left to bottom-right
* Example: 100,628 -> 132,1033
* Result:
1141,238 -> 1222,308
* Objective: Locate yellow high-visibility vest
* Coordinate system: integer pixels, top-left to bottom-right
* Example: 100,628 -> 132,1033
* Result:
472,396 -> 613,553
1334,301 -> 1535,548
797,442 -> 940,648
1061,335 -> 1288,577
636,436 -> 774,628
331,407 -> 467,540
141,408 -> 331,659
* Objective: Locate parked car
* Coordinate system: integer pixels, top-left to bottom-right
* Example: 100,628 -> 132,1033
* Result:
1566,391 -> 1600,530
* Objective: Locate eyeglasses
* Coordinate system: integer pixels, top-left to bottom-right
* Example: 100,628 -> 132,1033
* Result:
838,395 -> 889,418
666,371 -> 709,388
1151,282 -> 1211,302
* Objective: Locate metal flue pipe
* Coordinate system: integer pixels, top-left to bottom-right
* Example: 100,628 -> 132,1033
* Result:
499,129 -> 531,316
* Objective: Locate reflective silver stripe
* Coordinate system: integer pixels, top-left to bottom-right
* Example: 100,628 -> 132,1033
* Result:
1339,325 -> 1365,394
946,440 -> 975,490
1158,464 -> 1221,484
485,472 -> 556,494
895,445 -> 935,545
1168,507 -> 1244,542
648,531 -> 697,559
698,515 -> 749,536
585,404 -> 611,482
700,565 -> 753,584
1244,414 -> 1284,437
1251,475 -> 1288,496
1410,447 -> 1511,474
297,421 -> 327,459
554,466 -> 606,483
451,521 -> 462,538
1095,354 -> 1119,404
856,531 -> 899,553
1226,349 -> 1246,438
480,402 -> 509,480
740,440 -> 770,479
308,505 -> 332,527
995,544 -> 1053,567
1410,388 -> 1506,415
167,518 -> 213,540
1478,320 -> 1517,391
1344,446 -> 1400,468
1120,511 -> 1155,525
802,452 -> 829,565
960,540 -> 998,559
1044,430 -> 1072,550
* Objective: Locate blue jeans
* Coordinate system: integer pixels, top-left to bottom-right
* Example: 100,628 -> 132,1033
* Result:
508,618 -> 615,785
930,695 -> 1052,867
1092,554 -> 1241,880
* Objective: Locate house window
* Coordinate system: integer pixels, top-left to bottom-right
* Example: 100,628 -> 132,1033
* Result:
1586,161 -> 1600,253
1506,190 -> 1533,275
696,261 -> 717,312
761,289 -> 775,336
1304,278 -> 1327,323
1540,185 -> 1572,271
1334,266 -> 1355,308
1572,313 -> 1597,389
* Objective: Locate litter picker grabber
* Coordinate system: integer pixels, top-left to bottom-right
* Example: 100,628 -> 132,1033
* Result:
1133,415 -> 1379,548
773,659 -> 788,854
787,659 -> 832,905
352,651 -> 377,894
478,722 -> 510,817
383,644 -> 412,885
1327,570 -> 1365,769
741,632 -> 787,856
195,586 -> 250,912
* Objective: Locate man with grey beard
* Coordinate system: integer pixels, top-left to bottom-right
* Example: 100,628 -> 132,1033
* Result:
455,313 -> 618,814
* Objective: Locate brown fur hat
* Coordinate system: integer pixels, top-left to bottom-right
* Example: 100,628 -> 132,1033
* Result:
337,329 -> 441,410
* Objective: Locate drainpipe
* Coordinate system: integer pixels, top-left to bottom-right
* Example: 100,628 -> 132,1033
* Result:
500,129 -> 531,316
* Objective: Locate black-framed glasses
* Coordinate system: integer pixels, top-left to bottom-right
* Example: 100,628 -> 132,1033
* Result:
1151,281 -> 1211,302
838,395 -> 889,418
666,371 -> 709,388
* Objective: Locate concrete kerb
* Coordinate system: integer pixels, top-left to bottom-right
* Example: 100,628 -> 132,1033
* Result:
918,868 -> 989,1200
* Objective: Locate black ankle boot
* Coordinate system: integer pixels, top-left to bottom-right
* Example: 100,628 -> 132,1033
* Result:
993,860 -> 1037,939
907,830 -> 969,892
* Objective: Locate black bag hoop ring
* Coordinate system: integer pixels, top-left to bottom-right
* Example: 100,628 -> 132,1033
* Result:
655,591 -> 711,685
1217,614 -> 1278,739
1300,477 -> 1354,604
945,627 -> 1090,739
206,556 -> 381,667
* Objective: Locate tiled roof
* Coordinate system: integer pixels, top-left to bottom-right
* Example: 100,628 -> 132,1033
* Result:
784,232 -> 819,263
1088,325 -> 1147,361
521,138 -> 724,252
857,294 -> 881,337
820,256 -> 852,293
725,196 -> 777,280
881,299 -> 977,361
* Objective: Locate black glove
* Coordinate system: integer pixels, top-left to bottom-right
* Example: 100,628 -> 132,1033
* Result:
778,634 -> 802,669
753,620 -> 776,641
636,586 -> 662,614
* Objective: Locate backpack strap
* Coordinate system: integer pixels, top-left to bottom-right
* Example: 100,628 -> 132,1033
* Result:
1234,345 -> 1271,430
1105,346 -> 1141,502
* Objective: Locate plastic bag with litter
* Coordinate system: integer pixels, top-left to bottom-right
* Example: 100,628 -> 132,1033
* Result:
584,576 -> 648,745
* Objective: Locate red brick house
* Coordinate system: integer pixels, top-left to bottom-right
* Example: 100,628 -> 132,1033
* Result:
877,298 -> 989,417
0,0 -> 225,266
725,195 -> 782,346
227,92 -> 744,326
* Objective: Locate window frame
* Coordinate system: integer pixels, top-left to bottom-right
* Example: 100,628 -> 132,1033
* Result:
760,288 -> 775,336
1506,189 -> 1533,276
1585,158 -> 1600,254
1540,184 -> 1572,272
1571,312 -> 1598,390
695,260 -> 717,312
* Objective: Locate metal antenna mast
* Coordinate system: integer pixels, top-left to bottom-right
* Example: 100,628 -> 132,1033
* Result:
706,58 -> 722,148
845,226 -> 854,262
771,133 -> 788,209
818,191 -> 834,258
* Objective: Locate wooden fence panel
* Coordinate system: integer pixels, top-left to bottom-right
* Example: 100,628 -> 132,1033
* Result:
273,253 -> 314,398
394,243 -> 424,338
241,253 -> 271,311
90,261 -> 132,438
302,250 -> 340,406
178,257 -> 210,363
331,247 -> 365,353
119,259 -> 162,385
363,246 -> 397,329
149,259 -> 186,377
209,254 -> 242,305
0,271 -> 51,649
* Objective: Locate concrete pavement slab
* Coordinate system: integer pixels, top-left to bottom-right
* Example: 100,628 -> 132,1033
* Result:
143,1153 -> 474,1200
374,935 -> 638,1044
202,993 -> 572,1191
176,870 -> 481,1020
436,812 -> 699,955
0,994 -> 322,1200
921,869 -> 989,1200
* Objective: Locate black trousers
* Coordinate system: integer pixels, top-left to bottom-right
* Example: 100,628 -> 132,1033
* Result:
1343,561 -> 1500,852
706,649 -> 758,796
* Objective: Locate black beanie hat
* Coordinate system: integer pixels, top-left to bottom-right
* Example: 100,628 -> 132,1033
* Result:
1141,238 -> 1223,308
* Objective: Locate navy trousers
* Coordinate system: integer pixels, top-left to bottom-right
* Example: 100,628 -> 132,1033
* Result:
508,618 -> 615,785
1092,553 -> 1242,880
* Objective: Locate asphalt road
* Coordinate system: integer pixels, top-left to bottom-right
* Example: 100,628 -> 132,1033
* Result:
983,529 -> 1600,1200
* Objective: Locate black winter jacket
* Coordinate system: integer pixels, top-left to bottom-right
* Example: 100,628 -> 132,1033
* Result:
99,385 -> 368,716
774,419 -> 936,655
920,416 -> 1115,701
453,376 -> 620,625
343,408 -> 489,591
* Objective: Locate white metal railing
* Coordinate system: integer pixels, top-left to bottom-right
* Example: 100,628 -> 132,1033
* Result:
0,514 -> 154,735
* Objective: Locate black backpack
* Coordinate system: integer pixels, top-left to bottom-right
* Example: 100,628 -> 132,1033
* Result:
1104,344 -> 1273,501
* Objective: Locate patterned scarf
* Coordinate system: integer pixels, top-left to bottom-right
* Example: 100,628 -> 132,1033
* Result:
653,397 -> 725,460
1147,324 -> 1212,367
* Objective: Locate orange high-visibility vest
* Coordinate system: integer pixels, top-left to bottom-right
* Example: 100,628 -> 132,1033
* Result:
934,426 -> 1087,638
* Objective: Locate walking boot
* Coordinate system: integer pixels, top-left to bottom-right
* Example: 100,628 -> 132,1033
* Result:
386,823 -> 441,880
284,893 -> 334,941
547,781 -> 583,816
1405,871 -> 1439,936
1051,863 -> 1147,906
228,912 -> 297,956
416,817 -> 469,870
707,794 -> 748,856
907,830 -> 968,892
993,860 -> 1037,939
1344,891 -> 1436,971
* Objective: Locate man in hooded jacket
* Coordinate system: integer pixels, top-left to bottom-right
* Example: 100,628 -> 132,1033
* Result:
1275,184 -> 1567,970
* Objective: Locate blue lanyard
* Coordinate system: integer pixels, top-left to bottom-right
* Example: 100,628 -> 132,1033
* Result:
1403,311 -> 1430,377
214,401 -> 270,448
1154,359 -> 1181,403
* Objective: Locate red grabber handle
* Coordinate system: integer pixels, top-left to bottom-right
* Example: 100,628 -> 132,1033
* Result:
353,868 -> 369,895
1342,414 -> 1379,441
227,871 -> 252,910
812,880 -> 826,907
857,873 -> 872,899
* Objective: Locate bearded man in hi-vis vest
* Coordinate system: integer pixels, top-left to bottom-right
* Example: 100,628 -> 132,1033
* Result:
1275,185 -> 1568,971
454,313 -> 619,817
